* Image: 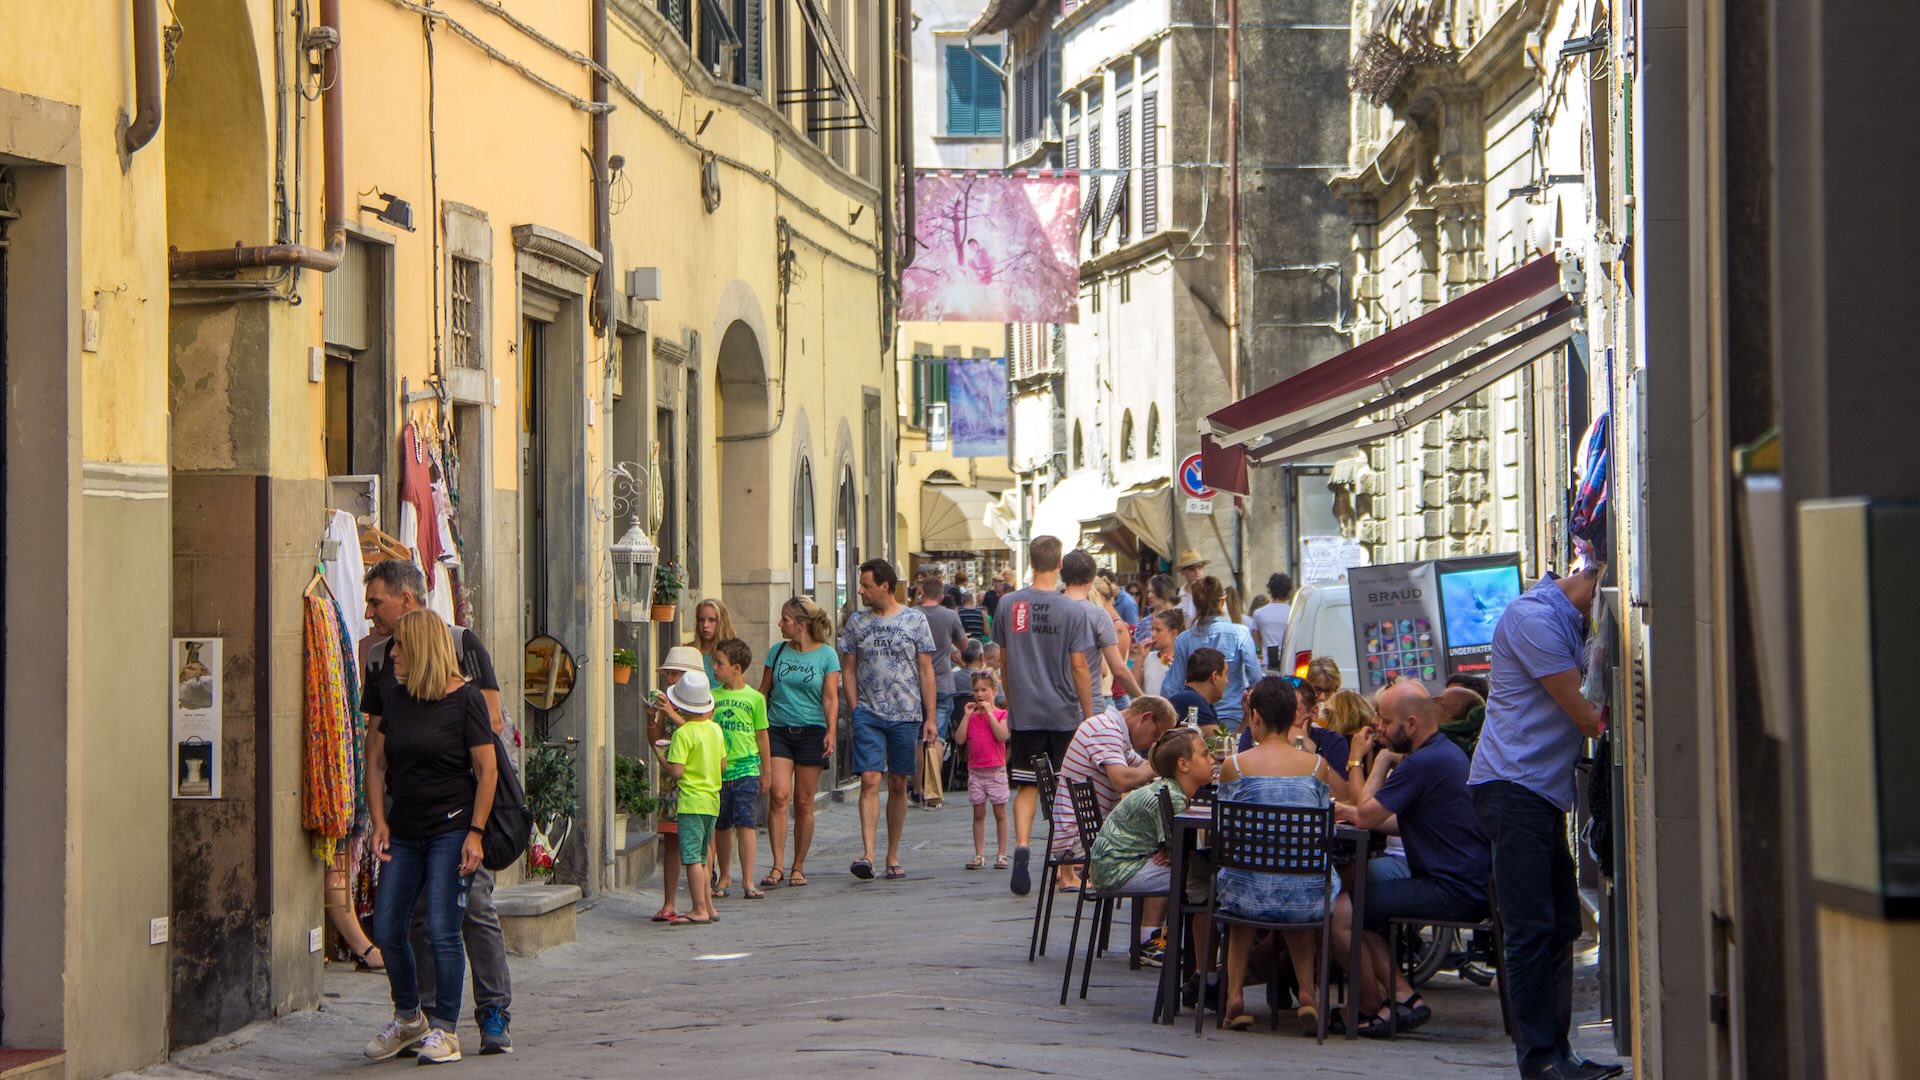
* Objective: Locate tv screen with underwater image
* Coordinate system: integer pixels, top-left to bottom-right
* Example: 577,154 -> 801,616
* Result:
1438,564 -> 1523,649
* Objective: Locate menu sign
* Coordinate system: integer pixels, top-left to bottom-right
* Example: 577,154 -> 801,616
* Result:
1348,553 -> 1524,693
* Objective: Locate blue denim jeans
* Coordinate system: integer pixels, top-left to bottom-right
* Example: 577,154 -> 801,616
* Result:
1472,780 -> 1581,1073
374,829 -> 471,1031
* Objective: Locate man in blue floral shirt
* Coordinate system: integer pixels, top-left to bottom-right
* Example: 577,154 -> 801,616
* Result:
838,559 -> 937,881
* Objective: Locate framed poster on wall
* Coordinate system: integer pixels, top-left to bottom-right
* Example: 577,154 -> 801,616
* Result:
171,637 -> 222,799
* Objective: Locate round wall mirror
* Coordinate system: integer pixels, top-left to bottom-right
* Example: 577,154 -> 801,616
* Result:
523,634 -> 577,713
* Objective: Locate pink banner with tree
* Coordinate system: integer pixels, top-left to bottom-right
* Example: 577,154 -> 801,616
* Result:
901,172 -> 1080,323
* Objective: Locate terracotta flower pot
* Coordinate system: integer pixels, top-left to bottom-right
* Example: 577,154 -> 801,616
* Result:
613,664 -> 634,685
650,603 -> 677,622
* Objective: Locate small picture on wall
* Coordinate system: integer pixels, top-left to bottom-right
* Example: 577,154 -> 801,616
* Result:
177,739 -> 214,797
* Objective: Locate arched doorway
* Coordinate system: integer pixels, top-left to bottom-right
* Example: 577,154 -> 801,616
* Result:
715,318 -> 773,644
793,456 -> 817,597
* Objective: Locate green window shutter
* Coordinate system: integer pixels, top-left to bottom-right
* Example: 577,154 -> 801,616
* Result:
946,44 -> 1003,136
977,45 -> 1004,136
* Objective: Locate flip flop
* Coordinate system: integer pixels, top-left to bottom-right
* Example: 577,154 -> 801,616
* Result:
1224,1014 -> 1255,1032
743,887 -> 766,899
759,868 -> 786,887
650,908 -> 676,923
666,915 -> 711,927
884,865 -> 907,880
966,856 -> 986,870
788,870 -> 809,887
850,858 -> 875,880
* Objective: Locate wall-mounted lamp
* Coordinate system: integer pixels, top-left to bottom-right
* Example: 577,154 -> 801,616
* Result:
360,191 -> 415,232
625,267 -> 663,303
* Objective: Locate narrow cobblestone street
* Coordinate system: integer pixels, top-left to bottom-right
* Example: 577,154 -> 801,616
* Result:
126,798 -> 1624,1078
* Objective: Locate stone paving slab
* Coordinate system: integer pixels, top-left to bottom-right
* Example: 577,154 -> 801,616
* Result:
122,795 -> 1629,1078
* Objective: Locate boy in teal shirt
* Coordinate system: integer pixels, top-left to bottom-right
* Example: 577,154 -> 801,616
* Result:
712,638 -> 772,899
664,672 -> 726,925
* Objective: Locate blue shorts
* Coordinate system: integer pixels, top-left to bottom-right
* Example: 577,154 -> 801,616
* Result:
716,776 -> 760,830
852,707 -> 919,776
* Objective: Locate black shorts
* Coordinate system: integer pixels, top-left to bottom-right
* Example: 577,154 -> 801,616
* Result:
1007,729 -> 1075,786
767,724 -> 828,768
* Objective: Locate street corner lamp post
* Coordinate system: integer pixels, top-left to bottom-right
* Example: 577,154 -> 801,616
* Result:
611,516 -> 658,624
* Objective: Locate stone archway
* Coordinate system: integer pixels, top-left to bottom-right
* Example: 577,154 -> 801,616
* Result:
715,317 -> 776,648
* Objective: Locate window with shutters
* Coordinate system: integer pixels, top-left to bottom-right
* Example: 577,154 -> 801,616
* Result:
658,0 -> 692,41
732,0 -> 764,89
1014,59 -> 1035,146
697,0 -> 741,78
1082,115 -> 1102,253
1140,86 -> 1160,235
944,43 -> 1003,136
1100,101 -> 1132,243
911,355 -> 948,429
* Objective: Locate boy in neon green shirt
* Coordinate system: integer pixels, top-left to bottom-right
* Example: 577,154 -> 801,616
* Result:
711,638 -> 772,898
664,671 -> 726,926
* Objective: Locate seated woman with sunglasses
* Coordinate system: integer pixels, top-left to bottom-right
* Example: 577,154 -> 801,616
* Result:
1213,677 -> 1361,1035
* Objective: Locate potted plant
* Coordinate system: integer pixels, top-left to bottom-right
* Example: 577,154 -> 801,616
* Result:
650,560 -> 686,622
611,646 -> 639,685
524,742 -> 579,879
612,752 -> 654,849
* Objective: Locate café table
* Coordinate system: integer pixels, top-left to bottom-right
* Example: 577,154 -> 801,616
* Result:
1156,803 -> 1372,1039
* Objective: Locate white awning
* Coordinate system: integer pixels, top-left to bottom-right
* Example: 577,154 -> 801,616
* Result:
1030,473 -> 1119,550
921,484 -> 1011,554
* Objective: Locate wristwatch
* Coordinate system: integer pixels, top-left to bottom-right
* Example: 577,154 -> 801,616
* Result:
1347,760 -> 1364,772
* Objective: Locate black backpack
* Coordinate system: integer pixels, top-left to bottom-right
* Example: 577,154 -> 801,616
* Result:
369,627 -> 530,872
480,729 -> 532,871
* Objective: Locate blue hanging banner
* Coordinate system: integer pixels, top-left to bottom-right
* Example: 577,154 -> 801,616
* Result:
947,358 -> 1009,458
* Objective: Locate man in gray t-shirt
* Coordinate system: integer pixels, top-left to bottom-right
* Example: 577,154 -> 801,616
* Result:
916,579 -> 969,735
991,536 -> 1095,896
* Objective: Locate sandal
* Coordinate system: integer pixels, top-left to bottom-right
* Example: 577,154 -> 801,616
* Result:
883,865 -> 907,880
354,945 -> 385,972
850,858 -> 875,880
743,887 -> 766,899
1357,1009 -> 1396,1039
651,907 -> 677,923
994,854 -> 1010,870
713,887 -> 731,899
1396,993 -> 1432,1028
788,869 -> 809,887
1295,1005 -> 1319,1037
759,868 -> 786,887
966,856 -> 986,870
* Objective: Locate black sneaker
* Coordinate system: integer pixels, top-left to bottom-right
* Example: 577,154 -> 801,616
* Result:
477,1005 -> 512,1054
1009,847 -> 1031,896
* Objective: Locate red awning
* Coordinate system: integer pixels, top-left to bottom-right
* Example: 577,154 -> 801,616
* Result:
1201,256 -> 1575,493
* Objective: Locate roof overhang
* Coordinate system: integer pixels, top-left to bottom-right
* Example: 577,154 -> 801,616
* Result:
1202,255 -> 1578,492
969,0 -> 1047,36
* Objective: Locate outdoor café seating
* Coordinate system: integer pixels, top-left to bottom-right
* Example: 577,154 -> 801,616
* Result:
1058,779 -> 1161,1004
1193,799 -> 1339,1042
1026,755 -> 1086,962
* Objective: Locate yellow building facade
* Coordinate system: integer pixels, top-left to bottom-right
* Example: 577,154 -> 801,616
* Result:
896,320 -> 1016,582
6,0 -> 903,1071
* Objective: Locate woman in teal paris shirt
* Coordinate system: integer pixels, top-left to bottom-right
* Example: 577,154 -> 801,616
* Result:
756,596 -> 842,888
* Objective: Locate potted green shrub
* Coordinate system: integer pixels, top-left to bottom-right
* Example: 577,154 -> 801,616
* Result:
650,560 -> 686,622
612,752 -> 655,849
612,646 -> 639,685
524,743 -> 579,879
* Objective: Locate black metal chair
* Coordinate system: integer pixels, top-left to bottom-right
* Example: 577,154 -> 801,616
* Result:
1195,799 -> 1337,1042
1025,755 -> 1087,961
1058,779 -> 1162,1004
1384,879 -> 1513,1037
1150,784 -> 1213,1023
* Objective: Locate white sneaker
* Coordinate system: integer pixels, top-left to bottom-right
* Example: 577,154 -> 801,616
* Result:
364,1012 -> 429,1060
415,1028 -> 462,1064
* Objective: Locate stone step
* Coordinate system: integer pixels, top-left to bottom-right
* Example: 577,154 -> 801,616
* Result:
493,883 -> 580,957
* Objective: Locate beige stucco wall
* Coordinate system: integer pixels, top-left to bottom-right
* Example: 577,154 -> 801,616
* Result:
895,320 -> 1013,560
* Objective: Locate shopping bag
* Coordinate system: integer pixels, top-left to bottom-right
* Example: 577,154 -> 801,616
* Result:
921,742 -> 946,804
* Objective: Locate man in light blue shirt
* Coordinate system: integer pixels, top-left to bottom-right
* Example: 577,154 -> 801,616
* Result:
1469,566 -> 1618,1080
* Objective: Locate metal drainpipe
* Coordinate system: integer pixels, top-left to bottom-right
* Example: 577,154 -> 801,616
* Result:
168,0 -> 346,275
123,0 -> 163,158
592,0 -> 615,334
896,0 -> 915,272
1224,0 -> 1245,597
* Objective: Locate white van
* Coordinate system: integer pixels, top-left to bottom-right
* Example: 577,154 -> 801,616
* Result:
1274,582 -> 1358,683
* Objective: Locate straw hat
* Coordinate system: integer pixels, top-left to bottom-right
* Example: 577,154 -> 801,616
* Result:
1176,549 -> 1209,570
659,645 -> 704,674
667,671 -> 715,713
